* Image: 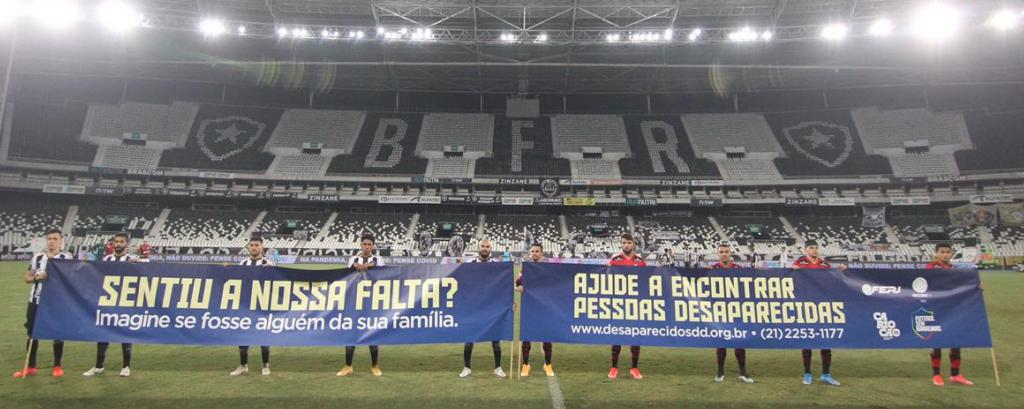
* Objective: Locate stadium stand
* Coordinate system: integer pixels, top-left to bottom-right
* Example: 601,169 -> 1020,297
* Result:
550,115 -> 629,154
713,159 -> 783,181
313,212 -> 413,251
267,109 -> 365,150
794,216 -> 886,255
81,101 -> 197,143
564,212 -> 628,256
475,117 -> 571,176
887,152 -> 960,177
417,113 -> 494,152
765,110 -> 893,177
150,208 -> 259,247
269,154 -> 328,177
484,214 -> 562,253
93,144 -> 161,169
571,158 -> 620,179
7,101 -> 97,164
851,107 -> 972,151
326,113 -> 428,175
718,216 -> 789,241
681,113 -> 783,155
619,115 -> 719,177
956,110 -> 1024,172
426,157 -> 473,178
254,211 -> 329,249
0,202 -> 65,253
157,105 -> 279,172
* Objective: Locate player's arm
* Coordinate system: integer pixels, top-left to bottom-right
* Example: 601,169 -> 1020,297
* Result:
23,264 -> 36,284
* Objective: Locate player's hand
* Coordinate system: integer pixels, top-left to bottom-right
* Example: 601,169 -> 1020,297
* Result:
36,271 -> 48,281
837,264 -> 848,271
515,285 -> 523,293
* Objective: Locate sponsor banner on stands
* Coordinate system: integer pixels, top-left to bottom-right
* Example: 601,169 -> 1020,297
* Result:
818,197 -> 856,206
890,197 -> 931,206
785,198 -> 819,206
970,194 -> 1013,204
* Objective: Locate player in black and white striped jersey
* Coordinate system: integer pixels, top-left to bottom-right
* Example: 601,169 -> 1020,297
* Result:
459,239 -> 506,378
337,234 -> 385,378
84,232 -> 138,378
231,236 -> 274,377
13,228 -> 72,379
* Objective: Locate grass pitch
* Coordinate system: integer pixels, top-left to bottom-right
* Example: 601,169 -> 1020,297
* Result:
0,262 -> 1020,408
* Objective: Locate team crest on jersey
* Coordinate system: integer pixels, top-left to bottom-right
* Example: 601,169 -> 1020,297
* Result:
196,116 -> 266,161
781,121 -> 854,168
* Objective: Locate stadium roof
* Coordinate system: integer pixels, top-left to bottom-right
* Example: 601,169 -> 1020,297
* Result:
6,0 -> 1024,94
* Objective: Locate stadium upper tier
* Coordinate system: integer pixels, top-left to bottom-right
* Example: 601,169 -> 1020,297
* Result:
4,100 -> 1023,180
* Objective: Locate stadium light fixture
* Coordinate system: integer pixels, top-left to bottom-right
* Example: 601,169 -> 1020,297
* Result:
198,18 -> 226,37
291,27 -> 309,38
664,29 -> 673,40
821,23 -> 849,41
761,30 -> 773,41
97,1 -> 144,33
605,33 -> 621,42
277,27 -> 289,37
237,25 -> 246,35
728,27 -> 758,42
32,0 -> 82,30
321,28 -> 330,38
688,28 -> 702,41
0,0 -> 22,25
987,9 -> 1021,31
535,33 -> 548,43
910,2 -> 961,41
868,18 -> 894,37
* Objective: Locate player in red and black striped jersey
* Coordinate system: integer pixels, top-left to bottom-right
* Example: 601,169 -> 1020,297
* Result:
518,243 -> 555,377
709,243 -> 753,384
231,237 -> 274,377
792,240 -> 843,386
607,234 -> 646,380
13,228 -> 72,379
925,242 -> 973,386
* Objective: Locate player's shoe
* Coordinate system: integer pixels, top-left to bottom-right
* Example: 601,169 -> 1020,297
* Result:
738,374 -> 755,384
802,373 -> 813,385
932,374 -> 945,386
629,368 -> 643,380
608,367 -> 619,379
459,367 -> 472,378
494,367 -> 507,378
370,366 -> 382,377
520,364 -> 531,377
52,366 -> 64,378
336,365 -> 353,377
82,367 -> 104,377
12,367 -> 37,378
949,375 -> 974,386
230,365 -> 248,376
544,364 -> 555,377
714,372 -> 725,383
261,366 -> 271,376
820,374 -> 840,386
119,367 -> 131,377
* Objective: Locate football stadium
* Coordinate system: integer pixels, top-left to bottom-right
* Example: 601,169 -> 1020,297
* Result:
1,1 -> 1023,408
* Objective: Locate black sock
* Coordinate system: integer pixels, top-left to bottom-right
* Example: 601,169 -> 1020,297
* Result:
369,345 -> 379,367
821,349 -> 832,374
522,342 -> 532,365
463,343 -> 473,368
53,341 -> 64,367
345,346 -> 355,366
801,349 -> 812,373
122,343 -> 132,368
96,342 -> 109,368
260,346 -> 270,367
931,348 -> 942,376
239,346 -> 249,366
26,338 -> 39,368
491,341 -> 502,369
610,345 -> 621,368
630,346 -> 640,368
735,349 -> 747,375
542,343 -> 552,365
716,348 -> 727,374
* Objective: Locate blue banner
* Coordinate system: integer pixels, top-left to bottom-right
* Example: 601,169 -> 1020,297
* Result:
520,264 -> 992,349
33,260 -> 514,346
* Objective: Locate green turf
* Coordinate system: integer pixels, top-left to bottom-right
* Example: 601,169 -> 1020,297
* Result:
1,262 -> 1020,408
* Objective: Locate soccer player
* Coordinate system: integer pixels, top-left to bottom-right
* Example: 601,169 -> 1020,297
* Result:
460,239 -> 506,378
792,240 -> 843,386
105,238 -> 115,257
925,242 -> 973,386
338,234 -> 384,377
519,243 -> 554,377
138,240 -> 151,261
710,243 -> 753,384
232,237 -> 274,376
84,232 -> 138,377
608,233 -> 645,380
13,228 -> 72,378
